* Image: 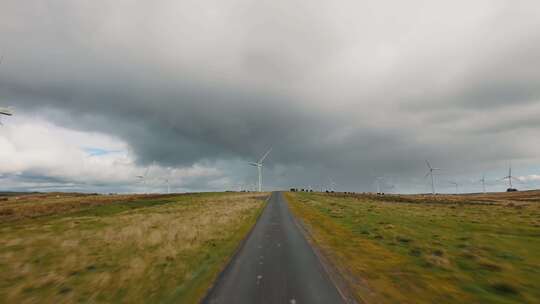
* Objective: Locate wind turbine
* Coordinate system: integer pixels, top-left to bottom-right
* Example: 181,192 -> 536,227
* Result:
425,160 -> 441,195
162,167 -> 174,194
136,167 -> 150,194
249,148 -> 272,192
502,162 -> 519,191
164,178 -> 170,194
375,177 -> 384,194
328,177 -> 337,192
479,174 -> 486,194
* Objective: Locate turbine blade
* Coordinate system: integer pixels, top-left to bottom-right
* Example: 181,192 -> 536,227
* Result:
259,147 -> 272,163
424,171 -> 430,178
144,167 -> 150,177
425,160 -> 432,169
0,108 -> 12,116
248,162 -> 259,166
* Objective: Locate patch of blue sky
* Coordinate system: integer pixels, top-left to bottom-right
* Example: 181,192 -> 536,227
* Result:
83,147 -> 121,157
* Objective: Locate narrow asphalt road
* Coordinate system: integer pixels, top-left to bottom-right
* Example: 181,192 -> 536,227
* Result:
203,191 -> 346,304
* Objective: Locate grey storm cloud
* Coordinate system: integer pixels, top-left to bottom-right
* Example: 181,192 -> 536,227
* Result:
1,0 -> 540,192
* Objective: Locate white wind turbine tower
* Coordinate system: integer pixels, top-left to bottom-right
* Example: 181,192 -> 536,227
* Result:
164,178 -> 170,194
136,167 -> 150,194
425,160 -> 441,195
163,167 -> 173,194
479,174 -> 487,194
375,177 -> 384,194
502,162 -> 519,191
249,148 -> 272,192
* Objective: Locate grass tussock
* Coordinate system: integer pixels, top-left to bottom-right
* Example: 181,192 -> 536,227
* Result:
286,191 -> 540,304
0,192 -> 267,303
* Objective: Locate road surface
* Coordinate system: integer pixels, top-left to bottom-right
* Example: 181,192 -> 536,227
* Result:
203,192 -> 346,304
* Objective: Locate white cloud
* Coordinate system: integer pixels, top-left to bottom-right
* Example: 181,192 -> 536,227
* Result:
517,175 -> 540,182
0,114 -> 226,192
1,1 -> 540,193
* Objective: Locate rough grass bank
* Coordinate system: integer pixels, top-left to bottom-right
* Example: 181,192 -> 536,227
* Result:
286,191 -> 540,304
0,192 -> 267,303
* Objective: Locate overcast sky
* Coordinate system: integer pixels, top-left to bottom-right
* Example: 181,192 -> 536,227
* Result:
1,1 -> 540,194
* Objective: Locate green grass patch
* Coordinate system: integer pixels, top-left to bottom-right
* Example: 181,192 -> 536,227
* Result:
286,192 -> 540,304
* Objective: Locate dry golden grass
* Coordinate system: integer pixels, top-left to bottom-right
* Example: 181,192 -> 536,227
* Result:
0,192 -> 267,303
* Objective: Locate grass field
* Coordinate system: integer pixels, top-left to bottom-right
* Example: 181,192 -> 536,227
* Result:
0,192 -> 267,303
286,191 -> 540,304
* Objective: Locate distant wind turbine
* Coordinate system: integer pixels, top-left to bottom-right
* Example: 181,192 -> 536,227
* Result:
163,168 -> 173,194
328,177 -> 337,192
425,160 -> 441,195
136,167 -> 150,194
479,174 -> 487,194
249,148 -> 272,192
375,177 -> 384,194
164,178 -> 170,194
502,162 -> 519,191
